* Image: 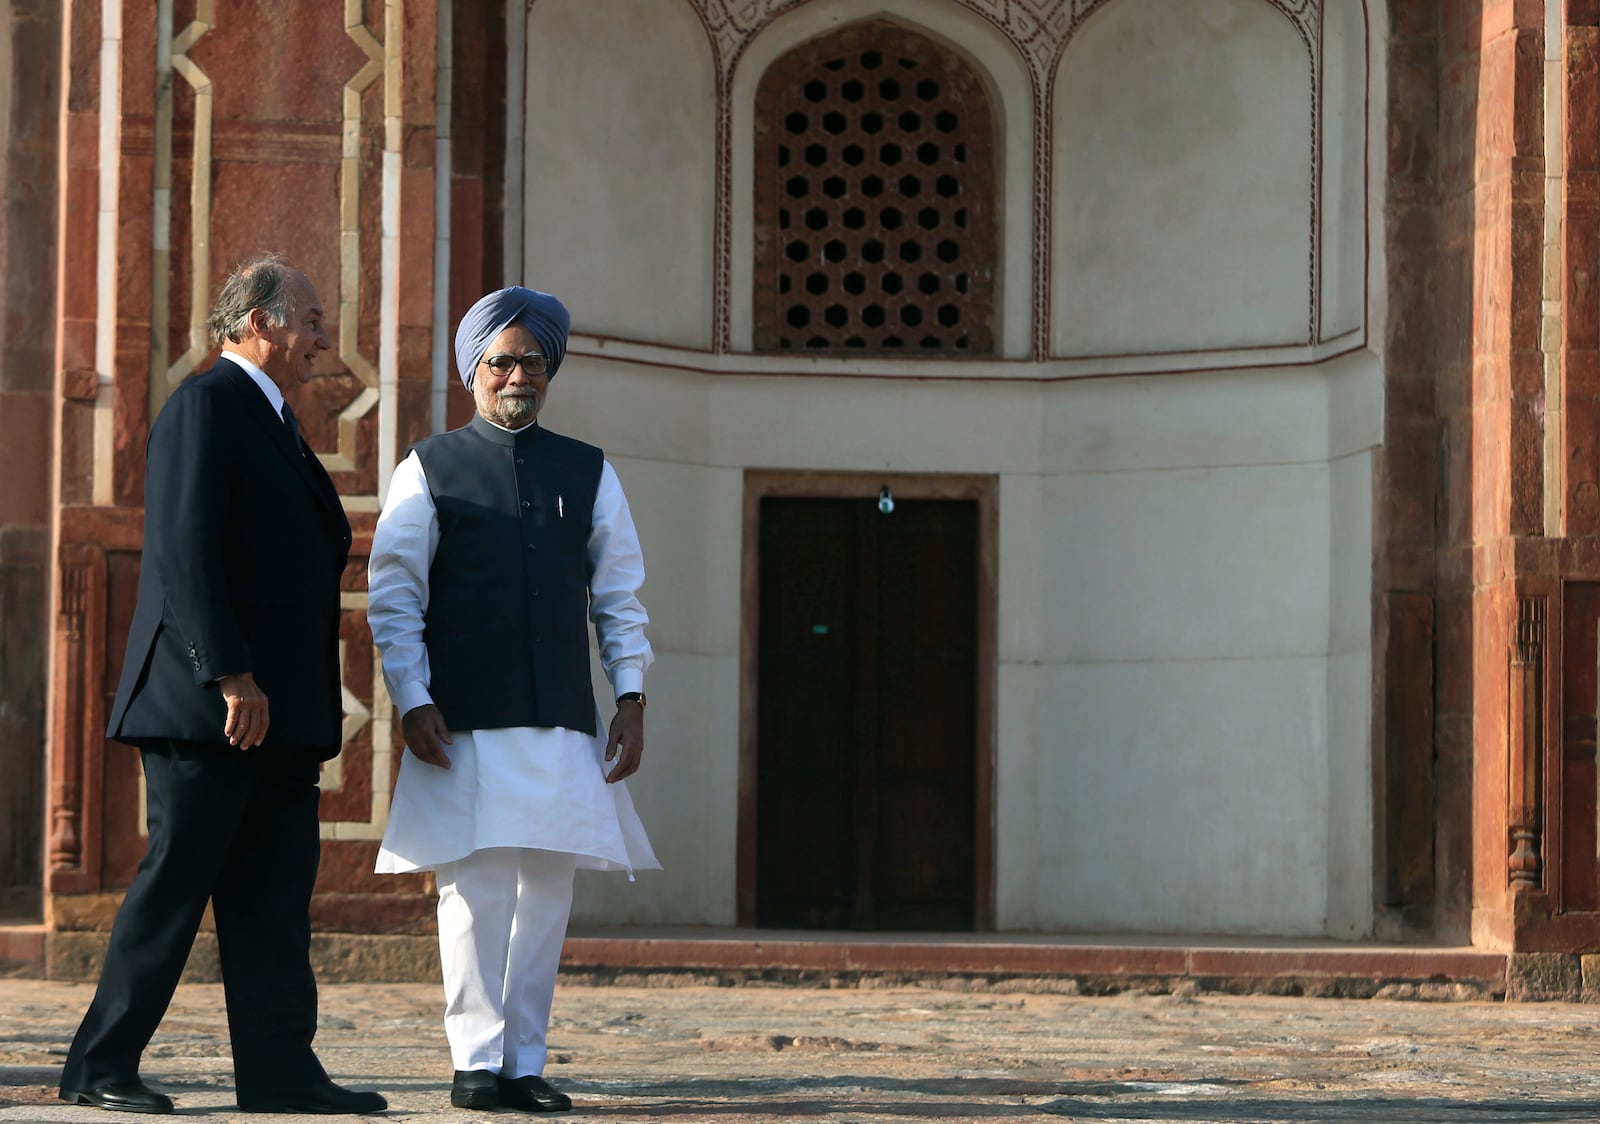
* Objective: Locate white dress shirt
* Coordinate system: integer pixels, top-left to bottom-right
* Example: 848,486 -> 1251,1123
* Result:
221,349 -> 287,417
370,434 -> 659,876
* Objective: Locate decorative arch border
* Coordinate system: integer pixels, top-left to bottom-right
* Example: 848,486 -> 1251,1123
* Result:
685,0 -> 1332,358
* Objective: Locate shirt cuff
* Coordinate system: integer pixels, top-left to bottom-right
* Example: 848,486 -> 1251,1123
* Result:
610,666 -> 645,697
390,680 -> 436,717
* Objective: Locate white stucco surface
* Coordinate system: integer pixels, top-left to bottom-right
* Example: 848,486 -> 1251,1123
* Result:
1037,656 -> 1330,932
707,375 -> 1045,472
1320,0 -> 1371,341
1324,644 -> 1373,936
548,353 -> 1376,937
1052,0 -> 1314,355
522,0 -> 716,348
1037,461 -> 1331,663
1322,355 -> 1380,934
1039,369 -> 1328,474
522,0 -> 1381,938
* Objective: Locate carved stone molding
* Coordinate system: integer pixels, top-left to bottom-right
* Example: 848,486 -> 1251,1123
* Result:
48,544 -> 107,894
1508,596 -> 1545,889
330,0 -> 388,479
693,0 -> 1320,78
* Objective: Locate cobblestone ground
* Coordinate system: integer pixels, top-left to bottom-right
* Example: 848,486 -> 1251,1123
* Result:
5,979 -> 1600,1121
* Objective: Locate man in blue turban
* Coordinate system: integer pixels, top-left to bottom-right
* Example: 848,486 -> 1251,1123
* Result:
452,286 -> 570,393
368,286 -> 658,1114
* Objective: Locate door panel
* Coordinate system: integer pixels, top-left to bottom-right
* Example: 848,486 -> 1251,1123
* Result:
1561,583 -> 1600,911
757,495 -> 976,930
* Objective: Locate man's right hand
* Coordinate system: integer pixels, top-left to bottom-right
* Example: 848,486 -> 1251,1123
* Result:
218,672 -> 269,749
402,704 -> 454,768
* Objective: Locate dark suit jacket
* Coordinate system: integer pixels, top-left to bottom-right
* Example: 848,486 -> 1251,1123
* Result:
106,357 -> 353,759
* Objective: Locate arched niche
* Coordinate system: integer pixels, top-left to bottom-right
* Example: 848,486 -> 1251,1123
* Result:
1050,0 -> 1316,356
522,0 -> 717,348
731,0 -> 1032,356
751,19 -> 1000,355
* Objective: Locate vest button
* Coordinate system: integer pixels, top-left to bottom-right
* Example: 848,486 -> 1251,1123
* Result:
521,500 -> 530,508
526,544 -> 536,551
515,458 -> 524,465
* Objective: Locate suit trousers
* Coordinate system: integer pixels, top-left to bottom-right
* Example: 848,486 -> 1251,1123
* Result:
435,847 -> 578,1077
59,740 -> 327,1103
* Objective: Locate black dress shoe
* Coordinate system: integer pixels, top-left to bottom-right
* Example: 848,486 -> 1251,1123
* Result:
240,1079 -> 388,1114
497,1074 -> 572,1113
60,1080 -> 175,1114
451,1069 -> 500,1109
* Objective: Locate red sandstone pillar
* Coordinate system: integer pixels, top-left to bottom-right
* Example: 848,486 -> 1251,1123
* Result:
44,0 -> 453,944
1426,0 -> 1550,949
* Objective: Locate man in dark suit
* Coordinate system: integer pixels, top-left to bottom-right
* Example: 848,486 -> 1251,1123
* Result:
58,254 -> 386,1115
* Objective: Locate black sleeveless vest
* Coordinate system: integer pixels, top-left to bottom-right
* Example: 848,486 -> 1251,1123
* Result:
413,414 -> 603,734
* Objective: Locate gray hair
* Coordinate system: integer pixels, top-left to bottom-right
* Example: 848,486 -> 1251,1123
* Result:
206,253 -> 298,344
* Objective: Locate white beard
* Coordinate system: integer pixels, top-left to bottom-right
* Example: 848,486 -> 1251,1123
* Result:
477,385 -> 538,428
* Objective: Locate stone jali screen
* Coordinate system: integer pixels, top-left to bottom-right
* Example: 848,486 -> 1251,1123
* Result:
753,21 -> 998,354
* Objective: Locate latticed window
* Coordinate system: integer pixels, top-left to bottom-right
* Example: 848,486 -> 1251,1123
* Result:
753,21 -> 997,354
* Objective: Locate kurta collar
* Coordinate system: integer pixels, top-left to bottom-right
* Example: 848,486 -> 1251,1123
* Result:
469,412 -> 541,447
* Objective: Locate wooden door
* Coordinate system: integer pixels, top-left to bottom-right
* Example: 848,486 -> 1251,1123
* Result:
1561,583 -> 1600,911
755,495 -> 977,930
0,557 -> 44,921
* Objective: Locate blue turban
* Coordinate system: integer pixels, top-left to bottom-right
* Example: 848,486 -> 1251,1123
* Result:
453,286 -> 570,389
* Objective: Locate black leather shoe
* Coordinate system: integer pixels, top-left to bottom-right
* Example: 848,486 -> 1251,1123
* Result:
451,1069 -> 500,1110
497,1074 -> 572,1113
240,1079 -> 388,1114
60,1080 -> 175,1114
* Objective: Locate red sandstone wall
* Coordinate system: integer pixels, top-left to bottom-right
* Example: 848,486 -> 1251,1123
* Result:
0,0 -> 62,923
44,0 -> 504,942
1378,0 -> 1600,953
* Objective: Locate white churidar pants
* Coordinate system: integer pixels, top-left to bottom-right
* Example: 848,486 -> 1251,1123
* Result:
435,847 -> 578,1077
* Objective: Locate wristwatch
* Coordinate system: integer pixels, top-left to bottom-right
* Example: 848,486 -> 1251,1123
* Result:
616,691 -> 646,708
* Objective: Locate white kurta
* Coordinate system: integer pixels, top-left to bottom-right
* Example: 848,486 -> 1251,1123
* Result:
369,439 -> 659,876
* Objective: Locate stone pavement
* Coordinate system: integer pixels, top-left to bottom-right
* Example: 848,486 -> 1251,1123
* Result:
5,977 -> 1600,1122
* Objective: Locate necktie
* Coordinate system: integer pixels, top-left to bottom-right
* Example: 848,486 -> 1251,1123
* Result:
281,401 -> 305,456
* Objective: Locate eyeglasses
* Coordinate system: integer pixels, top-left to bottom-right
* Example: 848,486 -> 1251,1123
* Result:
480,351 -> 548,376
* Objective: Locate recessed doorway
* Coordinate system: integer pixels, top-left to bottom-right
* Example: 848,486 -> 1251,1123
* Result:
738,471 -> 996,930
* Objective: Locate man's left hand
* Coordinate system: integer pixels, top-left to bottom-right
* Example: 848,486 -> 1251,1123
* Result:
604,702 -> 644,783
